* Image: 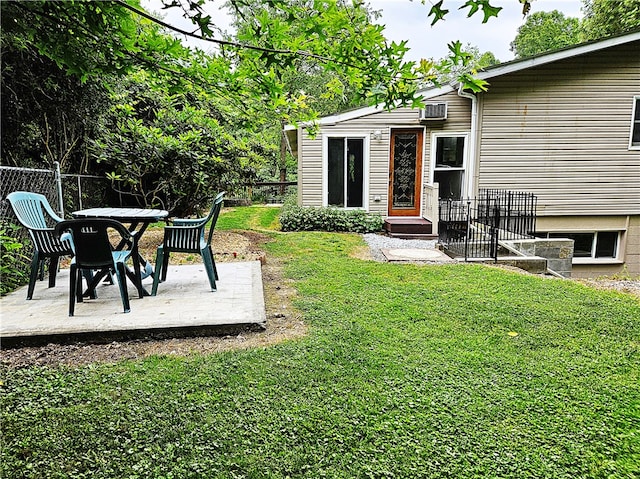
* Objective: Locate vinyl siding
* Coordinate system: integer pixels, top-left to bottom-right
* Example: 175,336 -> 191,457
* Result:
476,41 -> 640,216
298,128 -> 323,207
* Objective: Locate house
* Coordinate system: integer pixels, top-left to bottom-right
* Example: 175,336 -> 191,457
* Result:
284,31 -> 640,279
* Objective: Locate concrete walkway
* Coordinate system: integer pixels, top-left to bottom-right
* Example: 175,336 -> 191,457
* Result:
1,262 -> 266,346
381,248 -> 454,263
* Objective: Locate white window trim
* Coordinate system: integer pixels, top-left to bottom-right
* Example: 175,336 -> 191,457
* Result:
322,132 -> 370,210
543,230 -> 622,264
629,95 -> 640,150
429,132 -> 470,198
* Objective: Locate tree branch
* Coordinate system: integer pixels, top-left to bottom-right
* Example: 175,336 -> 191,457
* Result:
113,0 -> 350,67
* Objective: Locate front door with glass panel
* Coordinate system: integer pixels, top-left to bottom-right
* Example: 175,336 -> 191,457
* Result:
388,129 -> 423,216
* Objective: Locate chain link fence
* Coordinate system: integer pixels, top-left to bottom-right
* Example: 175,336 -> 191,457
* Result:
1,164 -> 114,294
1,165 -> 62,294
1,165 -> 62,253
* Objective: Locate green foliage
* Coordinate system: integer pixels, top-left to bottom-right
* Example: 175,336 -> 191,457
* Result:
91,72 -> 276,215
279,203 -> 384,233
431,42 -> 499,88
2,231 -> 639,477
0,27 -> 110,169
3,0 -> 511,129
581,0 -> 640,41
509,1 -> 640,59
510,10 -> 581,58
1,0 -> 137,79
0,223 -> 29,295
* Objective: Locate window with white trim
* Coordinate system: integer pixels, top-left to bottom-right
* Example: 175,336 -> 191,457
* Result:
538,231 -> 620,260
631,96 -> 640,149
433,134 -> 467,200
327,137 -> 364,208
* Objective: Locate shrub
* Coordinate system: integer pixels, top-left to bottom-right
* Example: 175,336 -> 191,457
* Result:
279,204 -> 384,233
0,223 -> 29,296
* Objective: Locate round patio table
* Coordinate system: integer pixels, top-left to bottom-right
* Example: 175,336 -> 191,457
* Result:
71,207 -> 169,295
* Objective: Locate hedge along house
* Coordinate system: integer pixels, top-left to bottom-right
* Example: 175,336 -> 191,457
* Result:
285,31 -> 640,279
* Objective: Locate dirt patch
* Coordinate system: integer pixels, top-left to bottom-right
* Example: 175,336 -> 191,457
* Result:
1,230 -> 307,369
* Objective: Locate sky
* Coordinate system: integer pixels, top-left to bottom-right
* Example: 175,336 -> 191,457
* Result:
369,0 -> 584,62
143,0 -> 585,64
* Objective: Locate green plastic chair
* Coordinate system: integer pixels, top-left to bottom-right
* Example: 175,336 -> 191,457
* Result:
55,218 -> 144,316
151,192 -> 225,295
6,191 -> 73,299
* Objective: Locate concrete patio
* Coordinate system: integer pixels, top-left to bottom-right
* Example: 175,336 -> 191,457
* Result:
1,261 -> 266,347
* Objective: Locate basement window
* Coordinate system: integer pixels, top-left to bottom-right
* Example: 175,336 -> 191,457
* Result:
539,231 -> 620,261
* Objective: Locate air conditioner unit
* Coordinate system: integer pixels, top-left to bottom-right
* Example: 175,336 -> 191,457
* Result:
420,102 -> 447,121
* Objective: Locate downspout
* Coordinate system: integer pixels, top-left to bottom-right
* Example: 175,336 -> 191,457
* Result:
457,84 -> 478,199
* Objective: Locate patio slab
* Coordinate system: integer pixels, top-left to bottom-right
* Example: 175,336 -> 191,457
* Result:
1,262 -> 266,346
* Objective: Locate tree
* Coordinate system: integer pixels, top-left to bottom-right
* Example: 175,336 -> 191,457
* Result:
430,43 -> 500,87
510,10 -> 581,58
7,0 -> 512,111
90,71 -> 275,214
580,0 -> 640,41
224,0 -> 369,184
0,16 -> 110,170
1,0 -> 537,210
1,0 -> 278,212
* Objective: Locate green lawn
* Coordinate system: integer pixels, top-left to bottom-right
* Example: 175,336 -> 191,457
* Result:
2,208 -> 639,478
217,205 -> 281,231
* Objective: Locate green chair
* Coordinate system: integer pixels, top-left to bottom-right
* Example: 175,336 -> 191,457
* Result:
151,192 -> 224,295
55,218 -> 144,316
6,191 -> 73,299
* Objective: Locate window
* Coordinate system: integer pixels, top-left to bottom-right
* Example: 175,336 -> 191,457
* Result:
433,135 -> 466,200
631,96 -> 640,149
327,137 -> 364,208
539,231 -> 620,260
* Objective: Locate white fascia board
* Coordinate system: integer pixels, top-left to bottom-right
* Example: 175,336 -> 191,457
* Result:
476,31 -> 640,81
319,85 -> 455,125
284,84 -> 456,130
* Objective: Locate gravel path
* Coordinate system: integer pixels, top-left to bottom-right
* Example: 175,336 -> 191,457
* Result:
362,233 -> 437,262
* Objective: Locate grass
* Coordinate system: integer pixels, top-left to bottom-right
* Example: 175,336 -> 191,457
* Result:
217,205 -> 281,231
2,208 -> 639,478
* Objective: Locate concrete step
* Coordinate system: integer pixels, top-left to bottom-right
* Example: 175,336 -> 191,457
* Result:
384,218 -> 435,238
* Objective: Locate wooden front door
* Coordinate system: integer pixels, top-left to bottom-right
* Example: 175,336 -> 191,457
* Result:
388,129 -> 423,216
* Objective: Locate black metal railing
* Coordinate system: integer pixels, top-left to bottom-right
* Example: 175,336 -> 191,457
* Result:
439,189 -> 537,261
226,181 -> 297,204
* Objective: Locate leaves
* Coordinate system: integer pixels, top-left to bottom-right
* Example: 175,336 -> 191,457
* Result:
428,0 -> 450,26
90,72 -> 274,214
459,0 -> 503,23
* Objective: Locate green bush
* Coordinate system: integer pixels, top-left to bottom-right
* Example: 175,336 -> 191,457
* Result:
0,223 -> 29,296
279,203 -> 384,233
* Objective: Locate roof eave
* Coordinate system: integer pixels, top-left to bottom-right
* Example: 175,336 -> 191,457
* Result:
477,30 -> 640,81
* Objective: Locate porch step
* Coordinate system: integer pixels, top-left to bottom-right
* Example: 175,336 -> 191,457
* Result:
384,218 -> 438,240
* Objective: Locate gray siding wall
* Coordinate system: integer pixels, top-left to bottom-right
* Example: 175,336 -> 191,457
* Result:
476,41 -> 640,216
